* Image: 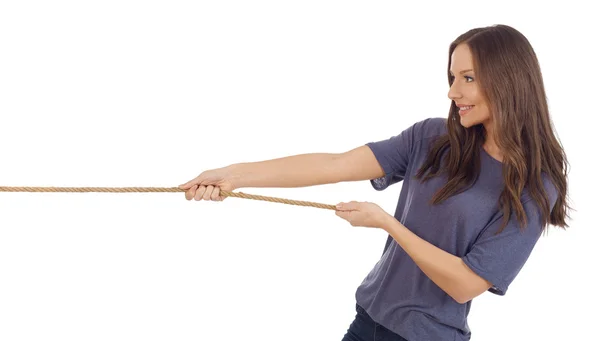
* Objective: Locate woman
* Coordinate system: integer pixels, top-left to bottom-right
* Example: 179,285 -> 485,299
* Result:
179,24 -> 570,341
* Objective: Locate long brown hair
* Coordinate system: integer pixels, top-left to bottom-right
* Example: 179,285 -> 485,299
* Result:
415,24 -> 571,233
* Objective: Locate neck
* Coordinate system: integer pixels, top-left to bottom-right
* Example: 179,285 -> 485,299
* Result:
483,121 -> 503,162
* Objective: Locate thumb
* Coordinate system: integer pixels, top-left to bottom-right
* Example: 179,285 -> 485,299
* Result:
336,201 -> 356,210
179,177 -> 201,189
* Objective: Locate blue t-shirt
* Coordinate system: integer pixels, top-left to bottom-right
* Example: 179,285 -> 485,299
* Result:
356,117 -> 558,341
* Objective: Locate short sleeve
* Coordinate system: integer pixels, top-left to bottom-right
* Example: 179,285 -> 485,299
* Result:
365,117 -> 443,191
462,181 -> 558,296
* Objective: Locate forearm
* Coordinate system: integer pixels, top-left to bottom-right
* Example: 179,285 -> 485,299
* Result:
228,153 -> 341,189
381,215 -> 490,304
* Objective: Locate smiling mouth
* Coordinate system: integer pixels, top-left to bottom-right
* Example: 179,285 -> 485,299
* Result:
458,105 -> 474,115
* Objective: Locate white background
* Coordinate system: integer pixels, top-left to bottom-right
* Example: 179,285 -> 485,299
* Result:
1,1 -> 597,340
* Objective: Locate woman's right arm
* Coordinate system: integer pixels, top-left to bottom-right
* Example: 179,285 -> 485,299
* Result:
229,145 -> 385,189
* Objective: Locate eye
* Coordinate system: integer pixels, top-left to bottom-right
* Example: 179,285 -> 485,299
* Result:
464,76 -> 474,82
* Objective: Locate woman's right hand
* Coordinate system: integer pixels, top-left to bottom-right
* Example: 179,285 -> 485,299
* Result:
178,166 -> 238,202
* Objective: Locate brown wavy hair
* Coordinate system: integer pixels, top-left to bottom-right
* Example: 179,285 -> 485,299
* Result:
415,24 -> 571,233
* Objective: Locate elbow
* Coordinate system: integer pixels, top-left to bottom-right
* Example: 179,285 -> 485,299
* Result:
449,279 -> 493,304
450,290 -> 472,305
452,294 -> 473,305
451,261 -> 494,304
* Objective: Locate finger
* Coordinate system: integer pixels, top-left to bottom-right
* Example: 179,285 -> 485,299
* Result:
346,211 -> 356,225
179,177 -> 199,190
346,201 -> 360,210
337,211 -> 355,225
210,186 -> 221,201
185,184 -> 198,201
203,185 -> 214,200
335,210 -> 348,219
194,185 -> 207,201
336,202 -> 356,211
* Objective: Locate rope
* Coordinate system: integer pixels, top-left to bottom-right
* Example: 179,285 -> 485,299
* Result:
0,186 -> 336,210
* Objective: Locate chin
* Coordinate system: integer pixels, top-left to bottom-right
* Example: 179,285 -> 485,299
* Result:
458,113 -> 488,129
458,115 -> 477,128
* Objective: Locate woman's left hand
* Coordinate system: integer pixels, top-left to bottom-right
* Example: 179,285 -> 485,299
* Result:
335,201 -> 391,229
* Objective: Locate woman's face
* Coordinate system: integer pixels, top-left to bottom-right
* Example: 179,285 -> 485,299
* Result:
448,43 -> 491,129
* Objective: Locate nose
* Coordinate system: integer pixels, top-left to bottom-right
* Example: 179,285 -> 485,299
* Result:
447,79 -> 462,101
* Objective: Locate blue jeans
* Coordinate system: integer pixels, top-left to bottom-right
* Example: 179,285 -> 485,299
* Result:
341,304 -> 409,341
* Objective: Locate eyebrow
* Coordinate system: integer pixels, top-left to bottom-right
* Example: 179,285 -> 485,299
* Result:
450,69 -> 473,75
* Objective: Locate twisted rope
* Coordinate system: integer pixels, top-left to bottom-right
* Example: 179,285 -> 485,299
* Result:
0,186 -> 336,210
